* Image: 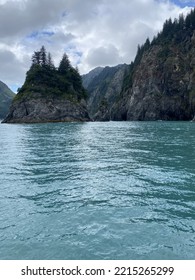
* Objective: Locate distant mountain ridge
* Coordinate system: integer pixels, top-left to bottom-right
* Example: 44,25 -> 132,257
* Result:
82,67 -> 104,88
0,81 -> 15,119
82,64 -> 128,120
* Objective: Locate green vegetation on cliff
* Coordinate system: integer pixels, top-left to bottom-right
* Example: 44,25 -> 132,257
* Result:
17,46 -> 87,102
122,9 -> 195,93
3,46 -> 90,123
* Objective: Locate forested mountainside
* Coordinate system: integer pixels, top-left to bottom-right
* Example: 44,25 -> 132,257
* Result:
3,47 -> 90,123
84,9 -> 195,121
0,81 -> 15,119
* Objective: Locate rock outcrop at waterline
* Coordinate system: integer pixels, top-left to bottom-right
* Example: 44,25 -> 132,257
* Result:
2,47 -> 90,123
2,95 -> 89,123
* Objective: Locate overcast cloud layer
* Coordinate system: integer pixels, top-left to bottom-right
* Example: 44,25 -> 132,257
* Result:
0,0 -> 194,91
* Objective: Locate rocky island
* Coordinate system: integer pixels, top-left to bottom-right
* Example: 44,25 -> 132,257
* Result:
2,47 -> 90,123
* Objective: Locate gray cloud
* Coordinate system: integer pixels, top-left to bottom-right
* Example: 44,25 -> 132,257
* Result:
86,45 -> 122,68
0,49 -> 27,87
0,0 -> 66,38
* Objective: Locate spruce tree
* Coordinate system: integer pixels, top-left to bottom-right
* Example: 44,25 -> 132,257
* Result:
58,53 -> 71,75
70,66 -> 83,91
40,46 -> 47,66
32,51 -> 41,65
47,52 -> 55,70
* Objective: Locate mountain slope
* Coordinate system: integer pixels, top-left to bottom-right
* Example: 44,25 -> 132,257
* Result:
83,64 -> 128,120
111,10 -> 195,121
0,81 -> 15,119
82,67 -> 104,88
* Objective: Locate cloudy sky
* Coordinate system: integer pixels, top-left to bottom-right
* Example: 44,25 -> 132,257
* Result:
0,0 -> 194,92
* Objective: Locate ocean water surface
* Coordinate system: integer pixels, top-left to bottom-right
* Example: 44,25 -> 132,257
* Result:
0,121 -> 195,260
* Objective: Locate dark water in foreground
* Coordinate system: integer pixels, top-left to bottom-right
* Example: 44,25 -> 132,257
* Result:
0,121 -> 195,260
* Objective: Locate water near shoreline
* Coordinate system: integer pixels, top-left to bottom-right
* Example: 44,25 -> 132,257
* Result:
0,121 -> 195,259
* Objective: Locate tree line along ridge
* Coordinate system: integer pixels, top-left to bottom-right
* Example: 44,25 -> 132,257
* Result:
17,46 -> 87,101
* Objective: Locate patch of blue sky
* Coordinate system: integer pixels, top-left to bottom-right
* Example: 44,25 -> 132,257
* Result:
63,44 -> 83,66
170,0 -> 195,8
75,55 -> 82,66
10,84 -> 19,94
64,44 -> 81,56
63,43 -> 75,52
74,50 -> 83,58
26,30 -> 55,40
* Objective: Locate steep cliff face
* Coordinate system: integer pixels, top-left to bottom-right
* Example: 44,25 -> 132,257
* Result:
0,81 -> 15,119
3,47 -> 90,123
112,43 -> 195,121
111,11 -> 195,121
83,64 -> 128,120
84,10 -> 195,122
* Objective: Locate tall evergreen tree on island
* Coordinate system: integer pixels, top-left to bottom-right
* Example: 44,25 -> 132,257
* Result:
32,50 -> 41,65
58,53 -> 71,75
40,46 -> 47,66
47,52 -> 55,70
18,47 -> 87,101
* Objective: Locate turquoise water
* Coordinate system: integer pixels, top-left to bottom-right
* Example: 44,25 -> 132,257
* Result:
0,121 -> 195,260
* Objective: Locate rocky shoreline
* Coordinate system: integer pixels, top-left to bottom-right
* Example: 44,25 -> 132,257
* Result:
2,95 -> 90,123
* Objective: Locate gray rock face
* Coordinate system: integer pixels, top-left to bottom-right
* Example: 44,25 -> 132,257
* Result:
2,94 -> 90,123
82,67 -> 104,88
111,41 -> 195,121
83,64 -> 128,121
0,81 -> 15,119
